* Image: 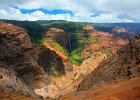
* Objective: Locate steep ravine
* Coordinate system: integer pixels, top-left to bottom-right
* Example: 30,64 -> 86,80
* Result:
78,35 -> 140,91
58,36 -> 140,100
37,24 -> 129,99
0,22 -> 66,99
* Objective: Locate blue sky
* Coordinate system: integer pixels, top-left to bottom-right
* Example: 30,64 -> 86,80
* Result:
13,6 -> 74,16
0,0 -> 139,22
90,12 -> 101,17
20,9 -> 74,16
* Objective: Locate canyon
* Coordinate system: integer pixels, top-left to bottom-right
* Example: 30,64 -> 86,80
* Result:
0,20 -> 140,100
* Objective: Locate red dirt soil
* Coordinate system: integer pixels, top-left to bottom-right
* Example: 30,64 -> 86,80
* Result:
59,77 -> 140,100
55,50 -> 68,61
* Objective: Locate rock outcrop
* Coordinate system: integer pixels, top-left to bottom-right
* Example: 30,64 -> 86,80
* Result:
78,35 -> 140,91
0,22 -> 65,98
44,28 -> 73,72
83,24 -> 95,34
46,28 -> 69,49
81,25 -> 128,60
80,52 -> 107,75
111,26 -> 136,39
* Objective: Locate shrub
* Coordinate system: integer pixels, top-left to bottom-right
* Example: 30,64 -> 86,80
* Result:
105,49 -> 113,57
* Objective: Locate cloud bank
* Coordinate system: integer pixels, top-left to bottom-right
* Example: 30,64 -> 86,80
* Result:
0,0 -> 139,22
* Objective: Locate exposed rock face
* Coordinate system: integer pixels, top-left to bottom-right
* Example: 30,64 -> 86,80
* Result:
81,25 -> 128,60
34,84 -> 60,99
80,52 -> 107,75
0,67 -> 38,98
0,22 -> 65,97
0,22 -> 32,60
37,46 -> 65,76
44,28 -> 73,73
78,35 -> 140,91
83,24 -> 95,34
112,26 -> 136,39
46,28 -> 69,48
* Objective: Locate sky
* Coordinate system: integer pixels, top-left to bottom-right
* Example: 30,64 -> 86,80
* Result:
0,0 -> 140,23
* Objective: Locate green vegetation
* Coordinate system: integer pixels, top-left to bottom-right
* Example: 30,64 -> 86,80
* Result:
69,40 -> 84,66
105,49 -> 113,57
1,20 -> 85,66
90,36 -> 100,44
37,20 -> 83,34
1,20 -> 46,44
34,37 -> 45,44
45,38 -> 69,55
1,19 -> 139,67
38,20 -> 84,65
46,38 -> 84,66
91,23 -> 140,33
93,37 -> 100,44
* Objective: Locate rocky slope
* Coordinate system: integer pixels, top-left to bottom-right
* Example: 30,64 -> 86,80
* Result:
0,22 -> 66,99
111,26 -> 136,39
83,24 -> 95,33
35,24 -> 131,99
0,22 -> 136,98
44,27 -> 73,73
78,35 -> 140,91
57,33 -> 140,100
36,24 -> 129,99
46,28 -> 69,49
59,77 -> 140,100
82,25 -> 128,59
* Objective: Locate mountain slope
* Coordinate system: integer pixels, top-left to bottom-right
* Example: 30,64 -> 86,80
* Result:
1,20 -> 46,44
111,26 -> 136,39
0,21 -> 139,99
78,35 -> 140,91
58,34 -> 140,100
0,22 -> 66,99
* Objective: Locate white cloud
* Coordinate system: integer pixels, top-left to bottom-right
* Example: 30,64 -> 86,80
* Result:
91,14 -> 134,23
0,7 -> 73,21
0,0 -> 140,22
